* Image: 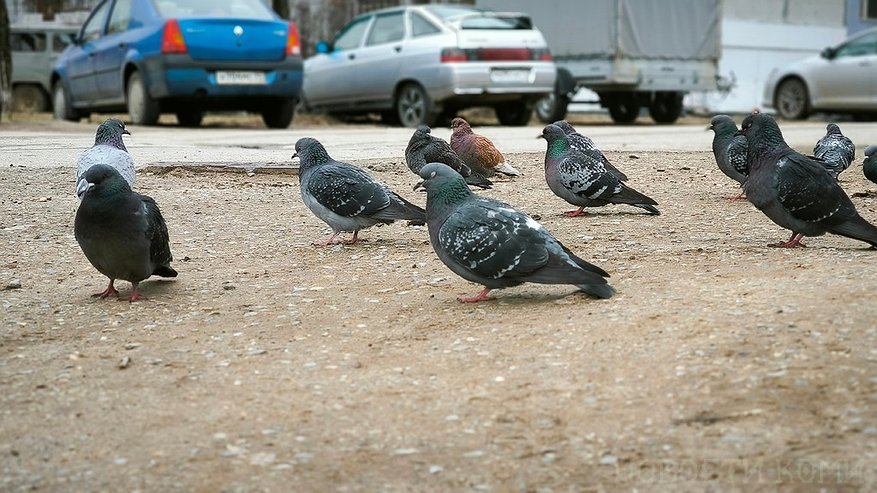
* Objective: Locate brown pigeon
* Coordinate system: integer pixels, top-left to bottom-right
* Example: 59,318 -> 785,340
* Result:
449,117 -> 520,177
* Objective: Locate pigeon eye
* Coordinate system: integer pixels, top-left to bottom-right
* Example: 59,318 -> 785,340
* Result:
430,172 -> 436,178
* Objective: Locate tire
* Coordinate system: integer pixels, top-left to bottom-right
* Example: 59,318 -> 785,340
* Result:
774,78 -> 809,120
495,101 -> 533,126
176,110 -> 203,127
127,71 -> 160,125
52,82 -> 80,121
395,82 -> 434,127
648,91 -> 683,124
535,92 -> 570,123
12,84 -> 49,113
261,98 -> 295,129
607,94 -> 639,124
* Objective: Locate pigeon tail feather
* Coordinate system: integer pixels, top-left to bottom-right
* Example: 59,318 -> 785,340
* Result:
831,216 -> 877,247
575,283 -> 616,299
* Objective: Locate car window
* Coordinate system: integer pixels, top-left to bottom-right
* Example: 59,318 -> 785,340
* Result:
53,32 -> 76,52
835,32 -> 877,58
151,0 -> 275,20
334,16 -> 370,51
107,0 -> 132,35
10,32 -> 46,52
411,12 -> 440,37
366,12 -> 404,46
80,0 -> 112,43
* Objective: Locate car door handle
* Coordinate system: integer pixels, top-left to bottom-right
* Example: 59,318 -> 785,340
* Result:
348,53 -> 355,60
393,45 -> 402,53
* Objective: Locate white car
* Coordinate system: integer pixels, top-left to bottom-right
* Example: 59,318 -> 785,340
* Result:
763,27 -> 877,120
301,5 -> 556,127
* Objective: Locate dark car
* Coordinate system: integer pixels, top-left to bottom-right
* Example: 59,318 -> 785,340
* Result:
51,0 -> 303,128
10,25 -> 78,113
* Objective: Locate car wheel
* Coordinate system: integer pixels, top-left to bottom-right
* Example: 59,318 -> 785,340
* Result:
774,78 -> 809,120
52,82 -> 79,121
395,83 -> 434,128
262,98 -> 295,129
127,71 -> 160,125
495,101 -> 533,126
535,92 -> 569,123
176,110 -> 203,127
648,91 -> 683,124
13,85 -> 49,113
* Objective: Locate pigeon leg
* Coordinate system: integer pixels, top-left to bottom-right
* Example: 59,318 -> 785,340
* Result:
563,207 -> 587,217
127,282 -> 147,302
315,231 -> 342,246
342,230 -> 366,245
93,279 -> 119,298
724,192 -> 746,201
458,287 -> 492,303
769,232 -> 806,248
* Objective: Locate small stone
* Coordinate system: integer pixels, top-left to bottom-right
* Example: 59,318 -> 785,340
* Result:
37,196 -> 50,202
392,448 -> 418,455
4,280 -> 21,290
118,356 -> 131,369
223,283 -> 237,291
463,450 -> 484,458
599,454 -> 618,465
428,465 -> 443,474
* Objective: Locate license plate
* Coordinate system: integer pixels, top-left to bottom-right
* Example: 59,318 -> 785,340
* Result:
216,71 -> 267,85
490,68 -> 531,84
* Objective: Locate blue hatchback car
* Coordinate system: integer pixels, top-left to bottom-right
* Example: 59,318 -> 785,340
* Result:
51,0 -> 303,128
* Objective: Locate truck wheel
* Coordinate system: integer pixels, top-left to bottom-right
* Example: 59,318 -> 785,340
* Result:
52,82 -> 80,122
495,101 -> 533,126
535,92 -> 570,123
649,92 -> 683,124
127,71 -> 161,125
395,83 -> 435,127
13,84 -> 49,113
607,97 -> 639,124
775,78 -> 809,120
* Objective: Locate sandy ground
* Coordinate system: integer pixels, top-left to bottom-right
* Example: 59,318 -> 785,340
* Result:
2,118 -> 877,492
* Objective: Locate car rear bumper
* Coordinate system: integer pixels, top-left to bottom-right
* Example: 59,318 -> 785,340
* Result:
427,62 -> 556,102
144,55 -> 304,100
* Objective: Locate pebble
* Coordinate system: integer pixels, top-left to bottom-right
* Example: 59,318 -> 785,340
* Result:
428,465 -> 443,474
4,280 -> 21,290
599,454 -> 618,465
118,356 -> 131,369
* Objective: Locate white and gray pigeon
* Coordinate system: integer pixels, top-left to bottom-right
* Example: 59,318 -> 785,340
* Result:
739,112 -> 877,248
75,119 -> 135,194
405,125 -> 492,189
863,144 -> 877,185
813,123 -> 855,179
416,162 -> 614,302
708,114 -> 748,199
75,164 -> 177,301
552,120 -> 628,182
541,124 -> 660,216
294,137 -> 426,245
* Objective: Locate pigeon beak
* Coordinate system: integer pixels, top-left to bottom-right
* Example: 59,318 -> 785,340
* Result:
75,178 -> 93,198
123,128 -> 131,136
413,180 -> 425,191
292,152 -> 298,160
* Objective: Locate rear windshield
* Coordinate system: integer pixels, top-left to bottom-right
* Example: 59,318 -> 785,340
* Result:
426,6 -> 532,30
152,0 -> 276,20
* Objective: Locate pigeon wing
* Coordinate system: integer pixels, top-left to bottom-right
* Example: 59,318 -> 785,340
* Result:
141,195 -> 175,270
776,154 -> 850,223
307,165 -> 391,218
558,153 -> 621,200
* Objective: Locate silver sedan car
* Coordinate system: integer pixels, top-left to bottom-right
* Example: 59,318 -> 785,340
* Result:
763,27 -> 877,120
301,5 -> 556,127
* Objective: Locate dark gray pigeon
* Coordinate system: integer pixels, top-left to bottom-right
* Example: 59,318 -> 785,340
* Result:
415,162 -> 614,302
541,124 -> 660,216
552,120 -> 628,182
294,137 -> 426,245
813,123 -> 855,179
75,164 -> 176,301
405,125 -> 492,189
739,112 -> 877,248
864,145 -> 877,185
708,114 -> 748,199
76,119 -> 135,193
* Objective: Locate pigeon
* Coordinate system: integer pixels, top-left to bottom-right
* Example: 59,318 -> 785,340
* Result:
415,162 -> 614,302
74,164 -> 177,301
540,124 -> 660,216
813,123 -> 855,179
864,145 -> 877,185
293,137 -> 426,245
405,125 -> 492,189
449,117 -> 520,177
75,119 -> 136,193
708,114 -> 748,199
552,120 -> 628,182
738,112 -> 877,248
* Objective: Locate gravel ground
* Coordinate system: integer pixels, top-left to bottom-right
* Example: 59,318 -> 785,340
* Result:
2,125 -> 877,492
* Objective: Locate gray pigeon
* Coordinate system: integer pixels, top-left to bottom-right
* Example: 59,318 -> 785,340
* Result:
552,120 -> 628,182
75,164 -> 177,301
75,119 -> 136,193
294,137 -> 426,245
739,112 -> 877,248
415,162 -> 614,302
449,117 -> 520,177
813,123 -> 855,179
864,145 -> 877,185
708,114 -> 748,199
541,124 -> 660,216
405,125 -> 492,189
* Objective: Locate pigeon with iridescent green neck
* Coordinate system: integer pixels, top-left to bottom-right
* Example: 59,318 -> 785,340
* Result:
75,119 -> 135,194
552,120 -> 628,182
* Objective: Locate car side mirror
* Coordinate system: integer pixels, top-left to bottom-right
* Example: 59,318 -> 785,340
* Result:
315,40 -> 331,54
821,46 -> 836,60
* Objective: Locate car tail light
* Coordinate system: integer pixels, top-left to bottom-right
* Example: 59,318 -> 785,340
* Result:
161,19 -> 187,54
441,47 -> 552,62
286,21 -> 301,57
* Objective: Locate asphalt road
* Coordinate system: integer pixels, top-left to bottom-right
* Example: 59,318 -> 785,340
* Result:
3,116 -> 877,169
